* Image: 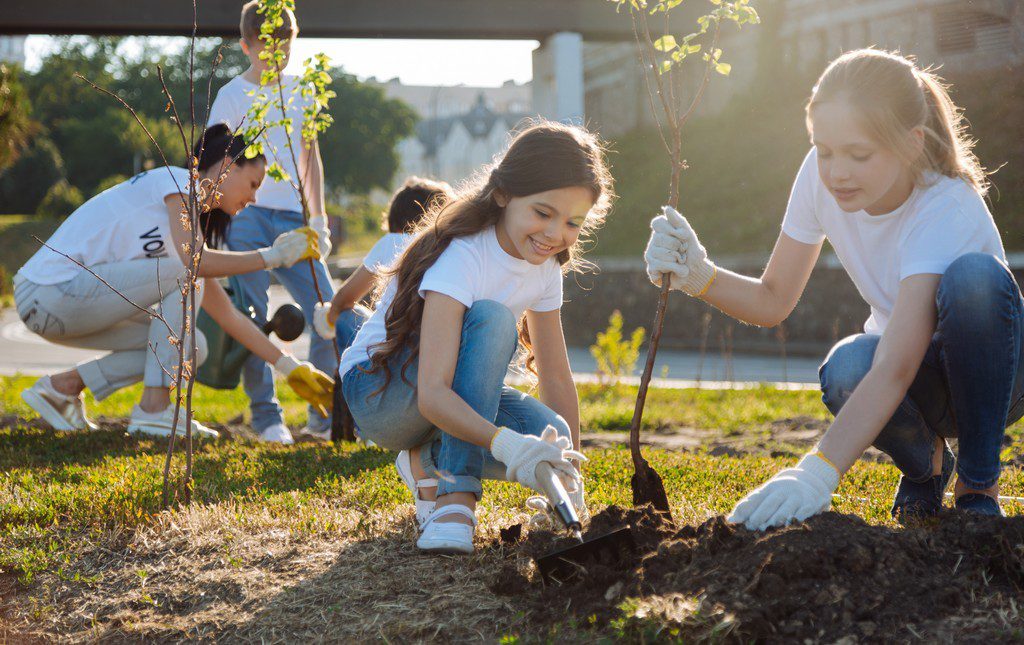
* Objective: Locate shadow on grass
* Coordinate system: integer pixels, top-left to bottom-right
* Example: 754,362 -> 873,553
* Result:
189,444 -> 397,501
0,417 -> 153,469
200,528 -> 523,642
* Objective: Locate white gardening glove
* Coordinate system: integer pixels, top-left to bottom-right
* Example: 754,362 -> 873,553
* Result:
491,426 -> 585,494
644,205 -> 717,296
309,215 -> 332,258
259,227 -> 319,269
727,453 -> 839,531
526,481 -> 590,529
312,301 -> 336,340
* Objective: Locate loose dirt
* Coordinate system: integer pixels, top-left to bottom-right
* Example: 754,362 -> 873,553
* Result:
495,506 -> 1024,642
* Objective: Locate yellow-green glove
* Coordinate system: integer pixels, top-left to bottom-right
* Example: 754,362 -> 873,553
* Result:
294,226 -> 322,262
274,355 -> 334,417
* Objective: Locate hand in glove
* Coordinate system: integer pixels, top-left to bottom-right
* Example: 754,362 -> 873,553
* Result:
312,301 -> 336,340
727,453 -> 839,531
309,215 -> 333,258
644,205 -> 717,296
259,227 -> 321,269
491,426 -> 585,494
526,481 -> 590,529
274,354 -> 334,417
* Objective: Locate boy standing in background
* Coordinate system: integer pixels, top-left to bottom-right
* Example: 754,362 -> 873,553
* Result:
209,1 -> 335,444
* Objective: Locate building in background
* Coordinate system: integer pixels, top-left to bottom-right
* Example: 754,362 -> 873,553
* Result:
0,36 -> 27,66
372,79 -> 532,187
584,0 -> 1023,136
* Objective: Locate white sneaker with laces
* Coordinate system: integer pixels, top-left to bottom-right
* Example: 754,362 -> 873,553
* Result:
259,422 -> 295,445
127,404 -> 219,440
21,376 -> 98,431
416,504 -> 476,554
394,450 -> 437,528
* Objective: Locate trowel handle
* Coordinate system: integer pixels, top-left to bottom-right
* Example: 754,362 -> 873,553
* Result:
536,462 -> 582,534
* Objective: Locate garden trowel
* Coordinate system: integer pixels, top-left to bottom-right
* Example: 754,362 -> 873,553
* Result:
533,462 -> 636,585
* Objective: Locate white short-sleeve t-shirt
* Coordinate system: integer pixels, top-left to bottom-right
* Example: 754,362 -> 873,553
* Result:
362,233 -> 414,274
208,74 -> 314,213
338,226 -> 563,378
18,167 -> 189,285
781,148 -> 1006,334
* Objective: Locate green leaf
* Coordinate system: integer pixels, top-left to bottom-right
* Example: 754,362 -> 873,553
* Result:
658,60 -> 673,74
653,35 -> 678,51
715,61 -> 732,76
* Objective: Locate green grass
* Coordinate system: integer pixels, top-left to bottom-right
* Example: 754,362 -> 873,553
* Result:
2,374 -> 1023,637
577,382 -> 827,433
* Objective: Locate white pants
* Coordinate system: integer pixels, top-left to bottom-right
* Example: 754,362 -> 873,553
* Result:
14,258 -> 207,400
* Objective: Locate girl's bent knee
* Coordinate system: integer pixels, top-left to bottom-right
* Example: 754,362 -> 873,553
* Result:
819,335 -> 876,412
465,300 -> 516,336
938,253 -> 1017,320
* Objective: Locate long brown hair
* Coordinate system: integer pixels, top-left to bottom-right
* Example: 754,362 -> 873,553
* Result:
365,120 -> 614,391
807,48 -> 988,194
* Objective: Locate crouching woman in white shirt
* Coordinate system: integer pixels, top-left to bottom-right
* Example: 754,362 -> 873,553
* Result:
15,124 -> 333,438
646,49 -> 1019,527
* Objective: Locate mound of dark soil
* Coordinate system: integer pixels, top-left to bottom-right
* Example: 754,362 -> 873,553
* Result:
495,507 -> 1024,641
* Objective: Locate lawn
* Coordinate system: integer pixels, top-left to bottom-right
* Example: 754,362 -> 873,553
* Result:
2,375 -> 1023,641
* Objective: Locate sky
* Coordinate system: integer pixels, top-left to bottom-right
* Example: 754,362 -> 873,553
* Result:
24,36 -> 538,87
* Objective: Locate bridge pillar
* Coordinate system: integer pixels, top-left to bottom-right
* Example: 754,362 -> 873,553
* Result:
532,31 -> 584,124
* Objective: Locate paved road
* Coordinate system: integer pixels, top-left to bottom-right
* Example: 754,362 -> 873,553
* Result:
1,286 -> 821,387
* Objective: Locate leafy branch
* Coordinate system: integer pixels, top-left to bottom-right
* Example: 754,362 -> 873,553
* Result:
241,0 -> 339,361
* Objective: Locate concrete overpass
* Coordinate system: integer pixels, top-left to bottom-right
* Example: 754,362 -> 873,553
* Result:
0,0 -> 697,123
0,0 -> 695,40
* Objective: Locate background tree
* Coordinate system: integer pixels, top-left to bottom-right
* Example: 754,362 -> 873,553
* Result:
319,69 -> 417,197
1,36 -> 416,215
0,64 -> 35,172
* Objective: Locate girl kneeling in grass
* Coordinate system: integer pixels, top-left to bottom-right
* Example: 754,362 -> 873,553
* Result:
645,49 -> 1016,529
16,124 -> 333,439
338,121 -> 613,553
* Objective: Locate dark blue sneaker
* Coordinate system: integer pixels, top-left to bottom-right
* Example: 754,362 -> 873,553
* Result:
955,493 -> 1004,517
891,447 -> 955,522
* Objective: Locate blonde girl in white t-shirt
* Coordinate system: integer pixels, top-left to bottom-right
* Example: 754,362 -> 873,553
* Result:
646,48 -> 1019,528
339,122 -> 614,554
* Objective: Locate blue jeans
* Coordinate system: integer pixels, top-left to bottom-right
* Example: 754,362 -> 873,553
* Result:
341,300 -> 571,498
226,205 -> 337,432
819,253 -> 1024,490
335,306 -> 369,359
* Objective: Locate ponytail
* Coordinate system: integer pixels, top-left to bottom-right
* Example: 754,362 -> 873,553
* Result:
916,69 -> 987,194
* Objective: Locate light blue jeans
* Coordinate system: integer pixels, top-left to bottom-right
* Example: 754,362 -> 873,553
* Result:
819,253 -> 1024,490
226,205 -> 337,433
341,300 -> 571,498
335,306 -> 369,359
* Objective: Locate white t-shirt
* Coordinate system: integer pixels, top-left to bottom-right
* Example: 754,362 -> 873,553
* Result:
338,226 -> 564,378
18,167 -> 189,285
782,148 -> 1005,334
208,74 -> 314,213
362,233 -> 414,274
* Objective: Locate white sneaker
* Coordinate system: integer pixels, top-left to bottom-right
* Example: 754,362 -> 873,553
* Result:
21,376 -> 98,431
416,504 -> 476,555
259,422 -> 295,445
395,450 -> 437,529
127,404 -> 219,440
